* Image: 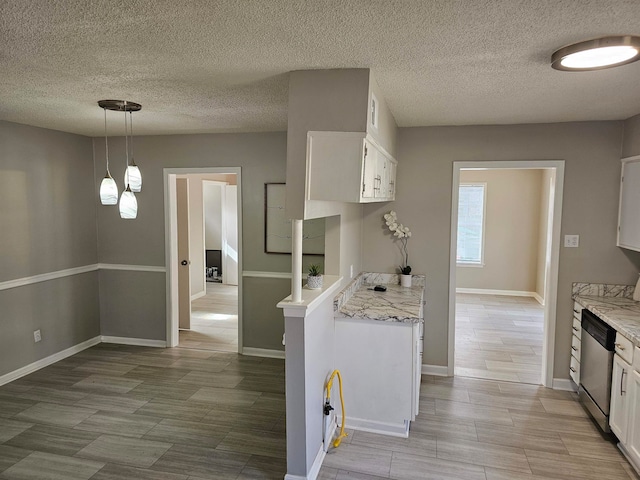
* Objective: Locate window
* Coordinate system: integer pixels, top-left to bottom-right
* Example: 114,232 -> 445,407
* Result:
457,183 -> 486,265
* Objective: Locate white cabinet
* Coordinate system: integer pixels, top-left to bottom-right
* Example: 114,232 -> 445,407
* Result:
334,317 -> 423,437
569,302 -> 582,386
306,131 -> 397,204
626,367 -> 640,470
611,353 -> 631,442
617,155 -> 640,251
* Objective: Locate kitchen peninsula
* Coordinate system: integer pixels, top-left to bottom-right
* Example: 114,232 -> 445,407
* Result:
333,273 -> 425,437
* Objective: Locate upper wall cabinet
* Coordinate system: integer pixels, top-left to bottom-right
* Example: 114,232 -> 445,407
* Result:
306,131 -> 397,203
618,156 -> 640,252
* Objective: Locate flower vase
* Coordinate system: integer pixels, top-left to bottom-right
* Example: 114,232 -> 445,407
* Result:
400,274 -> 412,287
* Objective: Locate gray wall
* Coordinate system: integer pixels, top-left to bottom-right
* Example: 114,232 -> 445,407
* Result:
456,169 -> 543,292
362,121 -> 640,378
0,121 -> 99,376
93,132 -> 293,350
624,113 -> 640,157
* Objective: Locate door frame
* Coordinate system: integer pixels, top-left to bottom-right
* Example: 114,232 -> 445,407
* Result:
164,167 -> 243,351
448,160 -> 564,388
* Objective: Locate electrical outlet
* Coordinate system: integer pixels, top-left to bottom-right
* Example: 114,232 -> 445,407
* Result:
33,330 -> 41,343
564,235 -> 580,248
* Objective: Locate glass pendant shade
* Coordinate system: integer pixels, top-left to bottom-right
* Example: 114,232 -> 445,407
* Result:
100,173 -> 118,205
119,186 -> 138,219
124,163 -> 142,192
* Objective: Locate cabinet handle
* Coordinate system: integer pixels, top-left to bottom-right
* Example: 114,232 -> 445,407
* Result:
622,369 -> 627,396
573,309 -> 580,314
615,343 -> 626,351
572,326 -> 579,332
570,367 -> 577,373
571,346 -> 578,352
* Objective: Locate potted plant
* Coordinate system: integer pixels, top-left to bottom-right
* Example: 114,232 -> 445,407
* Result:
307,264 -> 323,289
383,211 -> 413,287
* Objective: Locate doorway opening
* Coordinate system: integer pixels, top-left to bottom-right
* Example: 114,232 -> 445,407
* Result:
164,168 -> 242,353
449,161 -> 564,388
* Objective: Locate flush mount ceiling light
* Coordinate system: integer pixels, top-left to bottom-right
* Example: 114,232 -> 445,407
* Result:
97,100 -> 142,219
552,36 -> 640,71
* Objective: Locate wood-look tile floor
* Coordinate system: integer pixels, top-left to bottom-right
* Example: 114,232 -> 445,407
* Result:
455,294 -> 544,385
320,375 -> 639,480
180,283 -> 239,352
2,346 -> 637,480
0,344 -> 285,479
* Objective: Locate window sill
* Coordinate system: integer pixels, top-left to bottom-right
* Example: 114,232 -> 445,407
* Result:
456,262 -> 484,268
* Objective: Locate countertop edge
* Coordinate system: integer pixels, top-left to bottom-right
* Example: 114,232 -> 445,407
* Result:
574,295 -> 640,348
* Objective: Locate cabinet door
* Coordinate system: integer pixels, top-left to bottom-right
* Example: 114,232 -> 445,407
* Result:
374,152 -> 388,198
361,141 -> 377,200
627,370 -> 640,465
611,354 -> 631,443
387,160 -> 397,200
618,159 -> 640,251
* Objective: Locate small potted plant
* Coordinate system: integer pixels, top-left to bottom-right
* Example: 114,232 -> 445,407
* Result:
307,264 -> 323,289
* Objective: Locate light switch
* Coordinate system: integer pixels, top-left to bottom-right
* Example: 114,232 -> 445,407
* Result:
564,235 -> 579,248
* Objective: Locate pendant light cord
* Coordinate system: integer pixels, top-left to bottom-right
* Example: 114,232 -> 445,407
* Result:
103,108 -> 110,174
124,105 -> 130,186
129,110 -> 134,161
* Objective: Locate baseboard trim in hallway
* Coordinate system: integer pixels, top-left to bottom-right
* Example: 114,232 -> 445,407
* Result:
422,364 -> 449,376
101,336 -> 167,348
0,335 -> 101,386
456,287 -> 544,304
243,347 -> 286,359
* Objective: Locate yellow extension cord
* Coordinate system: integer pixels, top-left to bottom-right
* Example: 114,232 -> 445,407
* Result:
326,369 -> 348,448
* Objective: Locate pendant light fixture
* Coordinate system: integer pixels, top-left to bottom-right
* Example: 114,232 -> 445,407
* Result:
119,103 -> 138,219
552,36 -> 640,71
124,110 -> 142,192
98,106 -> 118,205
97,99 -> 142,218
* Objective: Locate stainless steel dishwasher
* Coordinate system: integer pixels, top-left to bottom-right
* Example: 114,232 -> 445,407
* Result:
578,308 -> 616,432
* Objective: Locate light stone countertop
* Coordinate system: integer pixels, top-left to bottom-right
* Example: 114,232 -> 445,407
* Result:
336,283 -> 424,323
574,295 -> 640,347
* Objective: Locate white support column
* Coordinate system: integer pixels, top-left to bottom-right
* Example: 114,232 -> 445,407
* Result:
292,219 -> 303,303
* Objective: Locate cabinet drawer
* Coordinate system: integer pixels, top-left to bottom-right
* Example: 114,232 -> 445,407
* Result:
570,355 -> 580,384
573,302 -> 583,321
572,317 -> 582,340
616,333 -> 634,365
571,334 -> 581,361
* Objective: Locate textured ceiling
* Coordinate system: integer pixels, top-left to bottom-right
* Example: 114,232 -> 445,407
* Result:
1,0 -> 640,136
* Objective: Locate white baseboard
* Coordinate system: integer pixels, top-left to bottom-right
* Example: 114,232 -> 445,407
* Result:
532,292 -> 545,306
242,347 -> 285,359
342,415 -> 409,438
190,291 -> 206,301
456,288 -> 539,298
422,364 -> 449,376
0,336 -> 101,387
552,378 -> 577,392
284,445 -> 326,480
100,336 -> 167,348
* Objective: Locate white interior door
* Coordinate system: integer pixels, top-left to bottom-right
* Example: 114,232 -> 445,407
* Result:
223,185 -> 239,286
177,178 -> 191,329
